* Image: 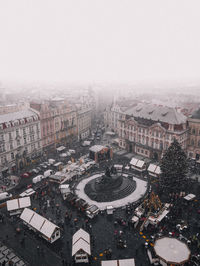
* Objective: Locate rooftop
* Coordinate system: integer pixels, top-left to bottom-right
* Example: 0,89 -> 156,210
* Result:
125,103 -> 187,125
190,107 -> 200,119
0,109 -> 38,124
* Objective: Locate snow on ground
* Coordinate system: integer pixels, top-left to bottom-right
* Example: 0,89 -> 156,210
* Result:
75,173 -> 148,210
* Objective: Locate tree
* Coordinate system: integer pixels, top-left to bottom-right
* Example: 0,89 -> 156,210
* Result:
160,138 -> 188,194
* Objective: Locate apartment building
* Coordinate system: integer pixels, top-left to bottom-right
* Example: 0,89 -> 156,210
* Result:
0,109 -> 42,176
118,103 -> 188,160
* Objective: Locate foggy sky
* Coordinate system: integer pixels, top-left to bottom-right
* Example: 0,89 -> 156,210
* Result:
0,0 -> 200,84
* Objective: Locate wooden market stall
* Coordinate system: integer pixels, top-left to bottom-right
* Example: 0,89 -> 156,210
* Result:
72,228 -> 91,264
147,164 -> 161,178
7,197 -> 31,216
20,208 -> 60,243
101,258 -> 135,266
130,158 -> 146,172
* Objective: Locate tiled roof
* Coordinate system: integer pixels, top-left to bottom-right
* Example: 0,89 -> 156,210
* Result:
0,109 -> 38,124
125,103 -> 187,124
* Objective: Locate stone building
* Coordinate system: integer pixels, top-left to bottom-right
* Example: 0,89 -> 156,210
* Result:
77,105 -> 92,141
187,108 -> 200,160
31,98 -> 77,150
0,109 -> 42,176
118,103 -> 188,160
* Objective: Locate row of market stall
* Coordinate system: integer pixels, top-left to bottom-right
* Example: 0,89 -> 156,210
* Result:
129,157 -> 161,177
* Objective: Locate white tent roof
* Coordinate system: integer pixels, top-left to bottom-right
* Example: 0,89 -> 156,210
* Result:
154,237 -> 190,263
56,146 -> 66,152
20,208 -> 59,238
72,238 -> 91,256
136,160 -> 145,168
130,158 -> 138,166
148,164 -> 157,172
7,197 -> 31,211
155,166 -> 161,175
101,259 -> 135,266
184,193 -> 196,201
73,228 -> 90,245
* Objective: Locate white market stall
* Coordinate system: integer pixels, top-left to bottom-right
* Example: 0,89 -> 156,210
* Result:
130,158 -> 146,172
154,237 -> 190,266
56,146 -> 66,152
72,228 -> 91,263
101,258 -> 135,266
20,208 -> 60,243
106,205 -> 114,215
7,197 -> 31,216
148,164 -> 161,178
184,193 -> 196,201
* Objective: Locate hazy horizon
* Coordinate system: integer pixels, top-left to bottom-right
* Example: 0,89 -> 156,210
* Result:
0,0 -> 200,85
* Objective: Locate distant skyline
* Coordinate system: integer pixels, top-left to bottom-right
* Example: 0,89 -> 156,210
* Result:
0,0 -> 200,84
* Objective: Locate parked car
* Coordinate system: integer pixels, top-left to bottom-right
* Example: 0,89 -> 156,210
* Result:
0,192 -> 13,202
31,169 -> 39,175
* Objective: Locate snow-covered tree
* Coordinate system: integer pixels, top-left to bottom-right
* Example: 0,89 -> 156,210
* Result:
160,138 -> 188,194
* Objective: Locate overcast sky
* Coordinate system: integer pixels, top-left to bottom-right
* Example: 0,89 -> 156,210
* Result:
0,0 -> 200,84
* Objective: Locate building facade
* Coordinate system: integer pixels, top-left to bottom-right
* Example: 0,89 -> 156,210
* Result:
77,105 -> 92,141
187,108 -> 200,160
31,99 -> 77,150
118,103 -> 188,160
0,109 -> 42,176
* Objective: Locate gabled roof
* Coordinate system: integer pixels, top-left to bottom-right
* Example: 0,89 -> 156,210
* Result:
7,197 -> 31,211
125,103 -> 187,125
73,228 -> 90,245
72,238 -> 91,256
20,208 -> 59,238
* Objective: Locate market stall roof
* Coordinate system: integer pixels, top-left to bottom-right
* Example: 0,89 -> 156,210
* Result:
105,131 -> 116,136
89,145 -> 105,153
73,228 -> 90,245
7,197 -> 31,211
136,160 -> 145,168
130,158 -> 138,166
56,146 -> 66,152
184,193 -> 196,201
20,208 -> 59,239
101,258 -> 135,266
148,164 -> 157,173
154,166 -> 161,175
154,237 -> 190,264
72,238 -> 91,256
59,153 -> 68,157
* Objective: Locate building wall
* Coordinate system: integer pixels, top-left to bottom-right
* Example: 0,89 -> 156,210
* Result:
187,118 -> 200,159
0,110 -> 42,175
77,107 -> 92,141
118,117 -> 188,160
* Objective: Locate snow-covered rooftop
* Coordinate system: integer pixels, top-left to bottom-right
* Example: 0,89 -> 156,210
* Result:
125,103 -> 187,124
0,109 -> 38,124
89,145 -> 106,153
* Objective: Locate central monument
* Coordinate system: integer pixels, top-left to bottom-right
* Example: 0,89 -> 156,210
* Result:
84,166 -> 136,202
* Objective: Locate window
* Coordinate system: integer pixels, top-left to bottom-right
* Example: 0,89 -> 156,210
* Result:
145,150 -> 148,155
24,137 -> 27,144
137,148 -> 140,152
16,129 -> 19,136
11,152 -> 14,160
198,140 -> 200,147
191,139 -> 194,146
23,128 -> 26,135
192,128 -> 195,135
9,132 -> 12,140
0,144 -> 5,153
17,139 -> 20,146
0,134 -> 4,141
10,142 -> 13,150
